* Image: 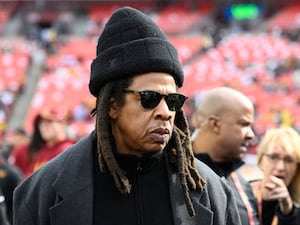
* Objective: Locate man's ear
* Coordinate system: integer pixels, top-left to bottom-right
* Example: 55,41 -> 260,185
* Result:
108,97 -> 118,119
191,114 -> 197,128
208,116 -> 220,133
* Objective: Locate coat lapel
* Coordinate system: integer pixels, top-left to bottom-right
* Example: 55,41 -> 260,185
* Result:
45,134 -> 214,225
166,159 -> 213,225
49,135 -> 95,225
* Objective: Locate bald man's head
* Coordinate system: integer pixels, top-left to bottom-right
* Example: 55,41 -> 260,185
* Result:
192,87 -> 255,161
194,87 -> 254,127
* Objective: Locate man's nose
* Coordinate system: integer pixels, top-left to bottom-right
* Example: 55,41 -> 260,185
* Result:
154,98 -> 173,120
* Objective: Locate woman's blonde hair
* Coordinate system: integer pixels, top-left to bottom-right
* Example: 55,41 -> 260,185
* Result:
257,126 -> 300,204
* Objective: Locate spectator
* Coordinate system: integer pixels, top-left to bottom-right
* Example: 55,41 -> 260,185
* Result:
191,87 -> 260,225
251,127 -> 300,225
9,108 -> 75,178
72,101 -> 91,121
0,128 -> 29,160
13,7 -> 242,225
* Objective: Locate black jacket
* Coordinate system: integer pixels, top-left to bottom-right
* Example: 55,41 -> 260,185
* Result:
195,153 -> 260,225
13,133 -> 242,225
0,187 -> 10,225
0,159 -> 22,225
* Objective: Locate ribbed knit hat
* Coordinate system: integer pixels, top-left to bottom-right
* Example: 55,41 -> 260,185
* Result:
89,6 -> 184,97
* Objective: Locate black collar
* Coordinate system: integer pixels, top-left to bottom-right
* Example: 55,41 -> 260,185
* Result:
194,153 -> 244,177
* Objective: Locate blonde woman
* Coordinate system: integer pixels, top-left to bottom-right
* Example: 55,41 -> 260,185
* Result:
251,127 -> 300,225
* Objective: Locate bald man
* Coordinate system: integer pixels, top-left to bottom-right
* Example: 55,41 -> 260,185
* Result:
192,87 -> 260,225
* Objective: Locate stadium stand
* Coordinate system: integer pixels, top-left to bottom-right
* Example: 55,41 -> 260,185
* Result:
153,3 -> 210,35
1,0 -> 300,151
266,2 -> 300,31
0,38 -> 30,142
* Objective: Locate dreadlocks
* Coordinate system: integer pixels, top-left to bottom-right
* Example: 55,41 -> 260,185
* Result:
169,109 -> 206,216
94,82 -> 131,194
94,80 -> 206,217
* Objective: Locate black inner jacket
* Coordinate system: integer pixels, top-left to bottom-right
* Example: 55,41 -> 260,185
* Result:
92,143 -> 174,225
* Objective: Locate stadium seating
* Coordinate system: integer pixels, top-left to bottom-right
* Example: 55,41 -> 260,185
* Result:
266,3 -> 300,30
2,1 -> 300,142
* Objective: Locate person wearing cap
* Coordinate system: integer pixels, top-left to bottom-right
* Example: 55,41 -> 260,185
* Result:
13,7 -> 241,225
9,108 -> 75,179
28,108 -> 75,174
191,87 -> 260,225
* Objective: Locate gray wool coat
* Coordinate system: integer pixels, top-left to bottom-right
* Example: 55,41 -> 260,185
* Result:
13,133 -> 241,225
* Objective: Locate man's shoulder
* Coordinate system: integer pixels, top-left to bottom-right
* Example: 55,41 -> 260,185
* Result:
194,158 -> 220,180
193,158 -> 231,192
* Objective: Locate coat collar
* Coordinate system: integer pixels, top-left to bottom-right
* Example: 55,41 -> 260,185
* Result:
49,133 -> 95,225
195,153 -> 244,177
166,157 -> 213,225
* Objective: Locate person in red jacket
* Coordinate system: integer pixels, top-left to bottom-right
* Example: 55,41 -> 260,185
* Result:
9,108 -> 75,178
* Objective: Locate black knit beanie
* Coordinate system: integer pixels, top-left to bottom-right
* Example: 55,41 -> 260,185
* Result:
89,6 -> 184,97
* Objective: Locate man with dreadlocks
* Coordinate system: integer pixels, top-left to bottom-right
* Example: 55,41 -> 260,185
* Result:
13,6 -> 241,225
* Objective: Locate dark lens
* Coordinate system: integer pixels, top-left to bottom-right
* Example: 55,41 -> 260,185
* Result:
140,91 -> 162,109
165,94 -> 187,111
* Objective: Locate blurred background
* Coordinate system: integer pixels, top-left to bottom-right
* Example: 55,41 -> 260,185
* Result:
1,0 -> 300,163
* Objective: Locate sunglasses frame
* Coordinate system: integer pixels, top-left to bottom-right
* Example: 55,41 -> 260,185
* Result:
123,88 -> 188,111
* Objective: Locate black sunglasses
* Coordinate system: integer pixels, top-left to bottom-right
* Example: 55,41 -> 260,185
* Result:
123,88 -> 188,111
